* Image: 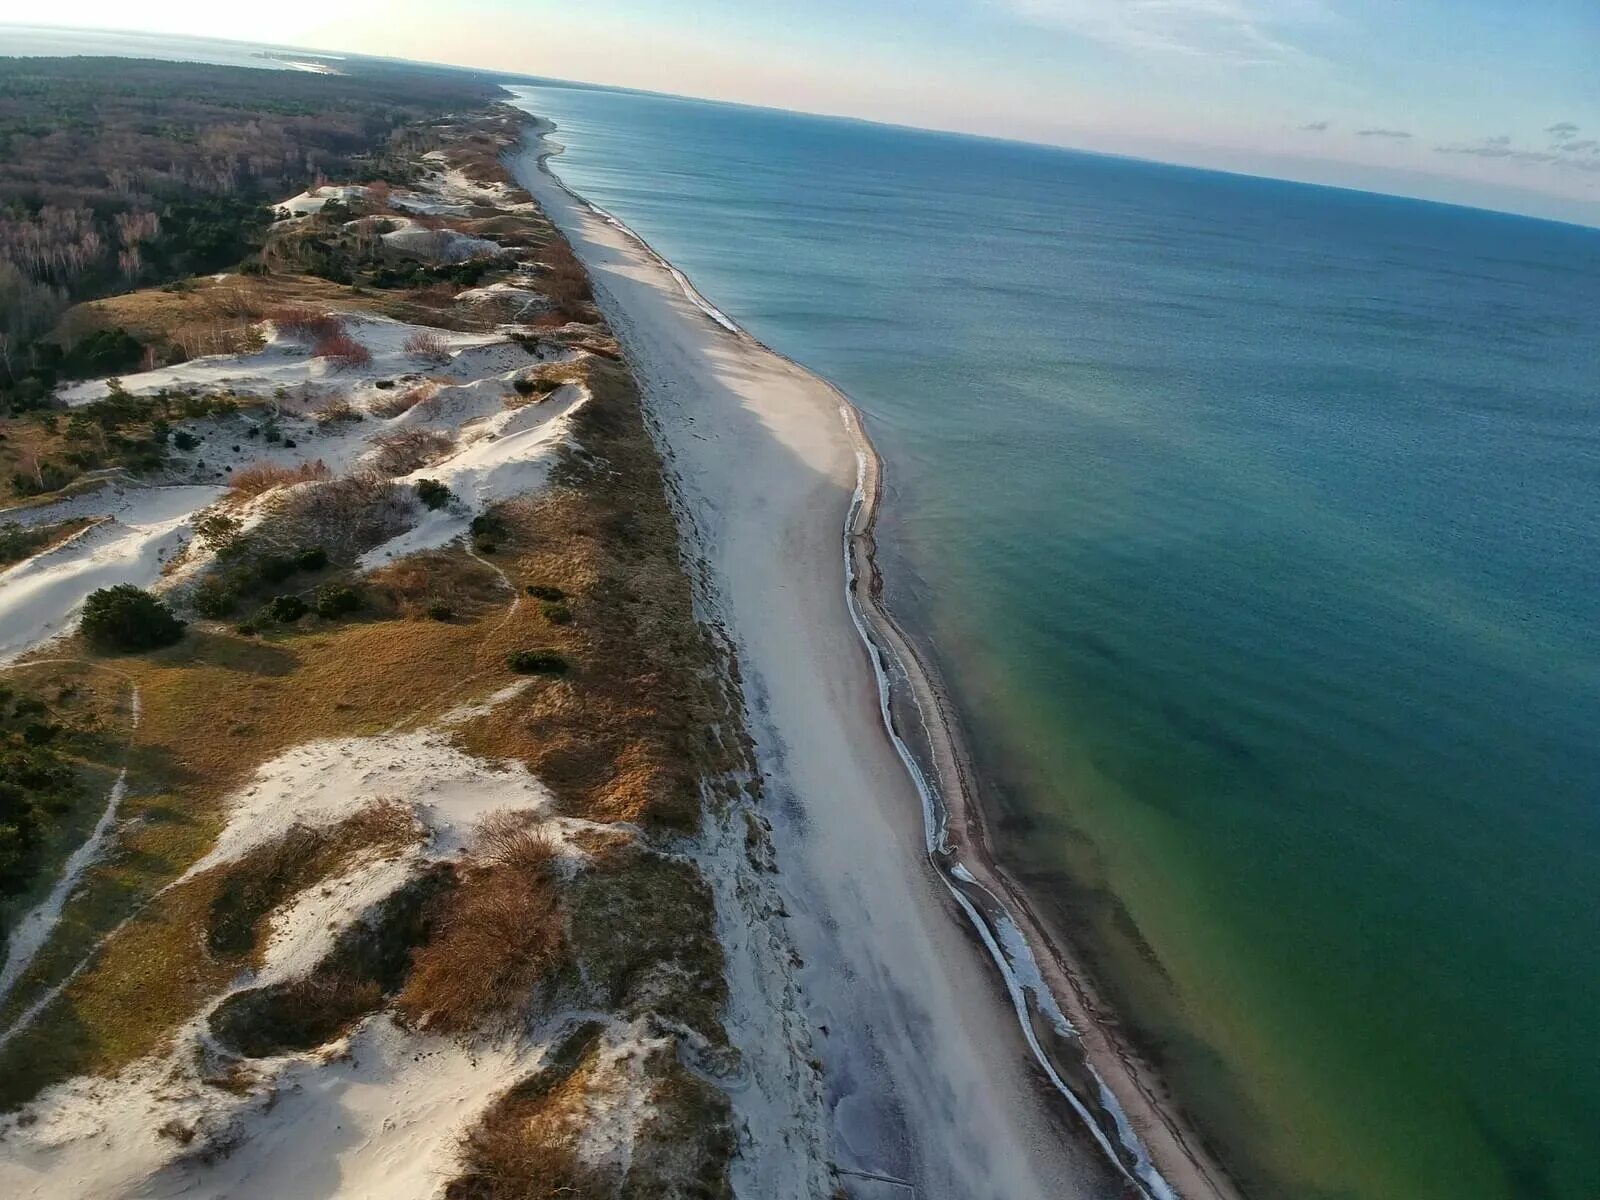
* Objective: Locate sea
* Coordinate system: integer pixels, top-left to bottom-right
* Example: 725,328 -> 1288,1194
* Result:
503,84 -> 1600,1200
5,26 -> 1598,1197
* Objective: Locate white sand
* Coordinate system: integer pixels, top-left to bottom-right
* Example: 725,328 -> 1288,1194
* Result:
0,486 -> 222,664
514,121 -> 1120,1199
0,712 -> 597,1199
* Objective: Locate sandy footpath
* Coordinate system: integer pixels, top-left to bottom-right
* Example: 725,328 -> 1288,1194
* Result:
514,127 -> 1126,1200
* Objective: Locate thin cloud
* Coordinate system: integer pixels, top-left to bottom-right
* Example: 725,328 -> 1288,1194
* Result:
1546,121 -> 1580,139
1002,0 -> 1320,63
1357,128 -> 1412,138
1436,134 -> 1600,173
1300,119 -> 1330,132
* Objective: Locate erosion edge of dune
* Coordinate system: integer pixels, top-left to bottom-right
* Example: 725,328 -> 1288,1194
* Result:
520,108 -> 1243,1200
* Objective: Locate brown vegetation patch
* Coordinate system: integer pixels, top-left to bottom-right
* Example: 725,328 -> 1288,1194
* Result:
568,843 -> 727,1043
403,328 -> 452,363
448,1020 -> 733,1200
209,861 -> 453,1057
395,817 -> 564,1033
456,353 -> 730,831
538,241 -> 593,321
312,329 -> 372,369
0,799 -> 418,1109
366,548 -> 508,620
368,428 -> 453,477
448,1021 -> 608,1200
256,474 -> 411,563
369,382 -> 435,418
267,306 -> 345,343
227,458 -> 331,498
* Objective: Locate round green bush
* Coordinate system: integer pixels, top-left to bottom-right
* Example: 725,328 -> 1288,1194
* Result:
79,585 -> 184,651
296,547 -> 329,572
315,584 -> 363,618
507,649 -> 568,675
415,479 -> 452,511
426,602 -> 455,622
192,579 -> 237,619
266,594 -> 308,623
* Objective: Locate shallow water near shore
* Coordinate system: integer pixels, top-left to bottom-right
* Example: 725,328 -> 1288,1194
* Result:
509,83 -> 1600,1200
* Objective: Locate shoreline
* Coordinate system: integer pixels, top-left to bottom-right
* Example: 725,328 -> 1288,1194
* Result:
516,105 -> 1243,1200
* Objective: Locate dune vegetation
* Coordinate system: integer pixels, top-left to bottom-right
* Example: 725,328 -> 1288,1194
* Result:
0,97 -> 760,1199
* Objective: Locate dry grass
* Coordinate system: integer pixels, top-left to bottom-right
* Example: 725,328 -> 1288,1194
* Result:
367,548 -> 509,620
209,860 -> 450,1057
539,240 -> 592,320
369,382 -> 435,418
46,274 -> 497,366
395,819 -> 563,1033
457,354 -> 731,831
312,329 -> 372,369
368,428 -> 453,476
449,1018 -> 734,1200
258,473 -> 411,562
448,1022 -> 608,1200
311,393 -> 362,425
267,305 -> 345,342
403,328 -> 452,363
226,458 -> 331,498
0,797 -> 419,1108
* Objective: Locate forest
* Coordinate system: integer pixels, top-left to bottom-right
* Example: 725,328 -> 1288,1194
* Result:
0,57 -> 499,406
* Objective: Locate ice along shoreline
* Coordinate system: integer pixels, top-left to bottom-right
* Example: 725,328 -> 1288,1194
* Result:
513,100 -> 1242,1200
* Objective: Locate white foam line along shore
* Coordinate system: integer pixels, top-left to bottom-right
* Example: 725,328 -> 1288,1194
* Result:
510,97 -> 1208,1199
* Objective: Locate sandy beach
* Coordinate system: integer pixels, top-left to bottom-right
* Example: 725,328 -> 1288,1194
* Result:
514,116 -> 1239,1200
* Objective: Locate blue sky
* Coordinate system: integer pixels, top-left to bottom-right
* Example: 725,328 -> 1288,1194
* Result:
6,1 -> 1599,223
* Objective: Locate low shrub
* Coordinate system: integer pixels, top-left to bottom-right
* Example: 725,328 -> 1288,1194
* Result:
191,579 -> 237,619
370,428 -> 453,476
524,584 -> 564,602
314,395 -> 364,425
257,555 -> 298,584
79,585 -> 184,651
540,601 -> 572,625
228,459 -> 332,498
540,239 -> 592,319
266,594 -> 308,623
268,307 -> 344,343
416,478 -> 453,510
370,384 -> 432,418
470,510 -> 504,554
313,330 -> 372,369
507,649 -> 568,676
315,584 -> 363,618
394,822 -> 562,1032
426,602 -> 454,621
403,329 -> 452,363
297,546 -> 329,571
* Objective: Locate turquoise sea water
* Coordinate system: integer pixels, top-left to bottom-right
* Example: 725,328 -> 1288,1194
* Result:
510,84 -> 1600,1200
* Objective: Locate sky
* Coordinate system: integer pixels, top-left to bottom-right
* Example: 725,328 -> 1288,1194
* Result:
3,1 -> 1598,225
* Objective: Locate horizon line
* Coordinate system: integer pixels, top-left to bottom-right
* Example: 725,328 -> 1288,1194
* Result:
4,19 -> 1598,233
